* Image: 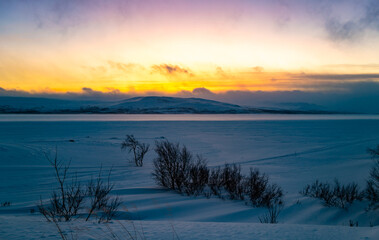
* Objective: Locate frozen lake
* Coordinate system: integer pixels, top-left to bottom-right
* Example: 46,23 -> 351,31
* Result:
1,116 -> 378,204
0,115 -> 378,239
1,113 -> 379,121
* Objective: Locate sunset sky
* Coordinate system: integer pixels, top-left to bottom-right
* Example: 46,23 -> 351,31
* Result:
0,0 -> 378,96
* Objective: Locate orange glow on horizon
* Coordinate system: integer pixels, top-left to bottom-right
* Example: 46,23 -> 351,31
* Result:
0,1 -> 378,94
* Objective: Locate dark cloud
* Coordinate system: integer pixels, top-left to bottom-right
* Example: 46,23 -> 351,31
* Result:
151,64 -> 193,76
0,87 -> 30,97
175,82 -> 379,113
292,73 -> 379,81
25,0 -> 87,31
176,90 -> 193,98
1,81 -> 379,113
0,86 -> 130,101
362,0 -> 379,30
273,0 -> 291,28
192,88 -> 214,96
0,0 -> 131,32
324,0 -> 379,41
3,0 -> 377,44
325,18 -> 360,41
73,87 -> 127,100
82,87 -> 93,92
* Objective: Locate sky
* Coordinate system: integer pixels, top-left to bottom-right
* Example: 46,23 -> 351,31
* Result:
0,0 -> 379,111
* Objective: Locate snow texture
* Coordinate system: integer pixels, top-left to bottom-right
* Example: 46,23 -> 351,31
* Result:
0,116 -> 378,239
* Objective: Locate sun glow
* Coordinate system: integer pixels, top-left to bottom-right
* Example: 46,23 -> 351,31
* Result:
0,0 -> 378,94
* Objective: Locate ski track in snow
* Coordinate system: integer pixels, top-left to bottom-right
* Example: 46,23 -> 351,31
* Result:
236,137 -> 376,165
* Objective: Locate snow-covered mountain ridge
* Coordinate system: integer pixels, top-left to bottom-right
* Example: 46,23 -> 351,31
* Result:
0,96 -> 334,114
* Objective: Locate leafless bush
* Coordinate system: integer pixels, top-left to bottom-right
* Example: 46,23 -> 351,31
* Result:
219,164 -> 245,200
349,219 -> 359,227
333,180 -> 363,209
259,204 -> 282,224
208,166 -> 283,205
245,168 -> 268,206
0,201 -> 11,207
121,135 -> 150,167
153,141 -> 213,196
207,164 -> 246,200
184,156 -> 209,196
245,168 -> 283,207
86,168 -> 116,221
367,145 -> 379,158
366,180 -> 379,210
99,196 -> 122,223
38,152 -> 121,223
260,184 -> 283,208
301,179 -> 363,209
208,167 -> 222,196
301,180 -> 334,206
153,140 -> 193,192
152,141 -> 285,211
38,152 -> 85,222
366,146 -> 379,210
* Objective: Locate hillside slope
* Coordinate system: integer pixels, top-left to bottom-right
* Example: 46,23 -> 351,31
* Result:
0,96 -> 333,114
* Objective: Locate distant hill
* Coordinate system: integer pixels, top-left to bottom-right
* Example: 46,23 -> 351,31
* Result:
0,97 -> 97,113
107,96 -> 247,113
0,96 -> 335,114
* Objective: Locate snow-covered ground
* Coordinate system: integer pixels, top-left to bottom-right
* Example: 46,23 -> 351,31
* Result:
0,115 -> 378,239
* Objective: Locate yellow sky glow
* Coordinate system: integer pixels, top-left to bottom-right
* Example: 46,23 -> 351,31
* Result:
0,0 -> 378,94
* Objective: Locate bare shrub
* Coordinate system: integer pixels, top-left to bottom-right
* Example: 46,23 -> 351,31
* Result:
366,180 -> 379,210
152,140 -> 192,192
38,152 -> 84,222
259,204 -> 282,224
219,164 -> 245,200
333,180 -> 363,209
301,179 -> 363,209
366,146 -> 379,210
367,145 -> 379,158
301,180 -> 334,206
153,141 -> 218,196
0,201 -> 11,207
208,167 -> 222,196
207,164 -> 247,200
99,196 -> 122,223
152,141 -> 285,211
245,168 -> 283,207
260,184 -> 284,207
121,135 -> 150,167
86,168 -> 116,221
349,219 -> 359,227
245,168 -> 268,206
184,156 -> 209,196
202,164 -> 283,206
38,152 -> 121,223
